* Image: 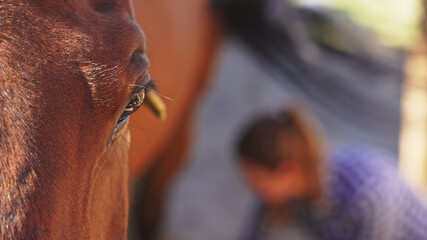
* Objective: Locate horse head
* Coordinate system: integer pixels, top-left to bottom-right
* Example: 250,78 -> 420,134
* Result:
0,1 -> 161,239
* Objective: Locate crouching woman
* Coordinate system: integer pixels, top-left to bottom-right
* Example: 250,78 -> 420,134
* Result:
236,108 -> 427,240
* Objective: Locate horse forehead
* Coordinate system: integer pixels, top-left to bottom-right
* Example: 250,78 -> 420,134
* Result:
21,1 -> 139,105
13,0 -> 139,53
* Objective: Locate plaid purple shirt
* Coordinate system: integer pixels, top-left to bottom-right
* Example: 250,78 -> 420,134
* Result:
242,145 -> 427,240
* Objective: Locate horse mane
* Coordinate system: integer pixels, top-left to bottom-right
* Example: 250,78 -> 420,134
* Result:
212,0 -> 402,152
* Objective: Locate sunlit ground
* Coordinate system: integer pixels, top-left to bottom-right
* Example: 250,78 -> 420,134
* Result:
299,0 -> 421,48
327,0 -> 421,47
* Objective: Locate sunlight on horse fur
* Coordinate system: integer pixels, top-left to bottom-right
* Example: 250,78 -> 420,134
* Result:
80,61 -> 126,107
1,0 -> 149,239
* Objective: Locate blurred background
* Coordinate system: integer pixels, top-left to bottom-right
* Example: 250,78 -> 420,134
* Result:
127,0 -> 426,239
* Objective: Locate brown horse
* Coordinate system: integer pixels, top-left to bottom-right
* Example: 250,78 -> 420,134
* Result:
0,1 -> 163,239
128,1 -> 221,238
129,0 -> 221,178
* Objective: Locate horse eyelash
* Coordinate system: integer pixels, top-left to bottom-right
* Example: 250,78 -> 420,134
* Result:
145,80 -> 157,92
129,79 -> 157,93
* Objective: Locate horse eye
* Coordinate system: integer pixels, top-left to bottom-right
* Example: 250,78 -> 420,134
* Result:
118,88 -> 145,123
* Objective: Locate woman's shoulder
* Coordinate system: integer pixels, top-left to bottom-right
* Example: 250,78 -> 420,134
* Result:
324,143 -> 401,206
328,143 -> 398,172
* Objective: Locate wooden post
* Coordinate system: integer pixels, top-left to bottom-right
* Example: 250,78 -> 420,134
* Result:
400,0 -> 427,190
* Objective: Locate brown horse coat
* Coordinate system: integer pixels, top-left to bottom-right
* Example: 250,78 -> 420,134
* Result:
129,0 -> 221,179
0,1 -> 150,239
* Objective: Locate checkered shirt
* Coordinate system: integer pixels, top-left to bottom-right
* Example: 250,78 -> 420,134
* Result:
241,145 -> 427,240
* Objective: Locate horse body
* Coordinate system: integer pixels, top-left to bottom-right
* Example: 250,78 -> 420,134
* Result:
129,0 -> 221,180
123,2 -> 221,237
1,1 -> 147,239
